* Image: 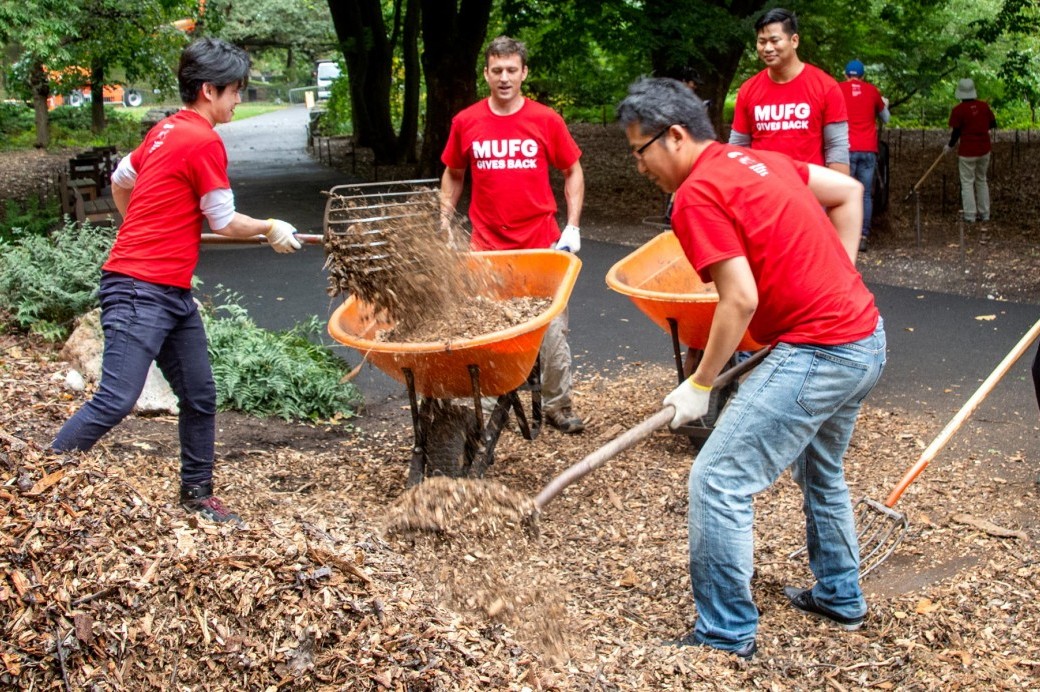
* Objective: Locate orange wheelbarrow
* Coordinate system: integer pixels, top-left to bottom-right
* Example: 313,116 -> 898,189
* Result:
329,249 -> 582,486
606,231 -> 767,446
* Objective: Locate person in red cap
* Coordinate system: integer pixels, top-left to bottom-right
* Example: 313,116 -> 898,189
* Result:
839,59 -> 890,252
944,78 -> 997,223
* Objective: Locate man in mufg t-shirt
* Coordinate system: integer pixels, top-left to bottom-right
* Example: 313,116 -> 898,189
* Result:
839,59 -> 890,252
729,8 -> 849,174
440,35 -> 586,434
618,77 -> 885,659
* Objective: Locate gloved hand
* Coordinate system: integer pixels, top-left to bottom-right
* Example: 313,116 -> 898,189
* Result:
555,224 -> 581,253
663,377 -> 712,429
942,144 -> 952,155
266,219 -> 301,253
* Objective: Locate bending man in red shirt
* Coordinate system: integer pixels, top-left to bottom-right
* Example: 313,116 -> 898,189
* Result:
618,77 -> 886,658
839,59 -> 890,252
945,78 -> 997,223
440,36 -> 586,434
51,38 -> 302,525
728,8 -> 849,174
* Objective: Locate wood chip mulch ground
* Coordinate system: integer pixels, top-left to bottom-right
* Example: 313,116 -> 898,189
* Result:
3,333 -> 1039,690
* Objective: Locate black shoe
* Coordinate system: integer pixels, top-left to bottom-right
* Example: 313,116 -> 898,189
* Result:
784,586 -> 864,631
664,631 -> 757,660
858,236 -> 869,253
180,483 -> 243,525
546,406 -> 585,434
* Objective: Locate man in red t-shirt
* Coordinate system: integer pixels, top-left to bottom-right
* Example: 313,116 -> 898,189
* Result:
618,77 -> 885,658
945,78 -> 997,223
839,59 -> 890,251
729,8 -> 849,174
51,38 -> 302,525
441,36 -> 586,433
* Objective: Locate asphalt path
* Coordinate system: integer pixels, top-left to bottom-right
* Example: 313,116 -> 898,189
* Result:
196,106 -> 1040,456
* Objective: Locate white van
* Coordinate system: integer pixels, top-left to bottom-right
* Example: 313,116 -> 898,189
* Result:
315,61 -> 341,100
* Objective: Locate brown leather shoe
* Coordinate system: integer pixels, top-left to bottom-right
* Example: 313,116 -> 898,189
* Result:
546,406 -> 584,434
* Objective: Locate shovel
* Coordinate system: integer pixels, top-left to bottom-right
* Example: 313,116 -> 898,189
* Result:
844,316 -> 1040,577
533,347 -> 771,512
902,149 -> 948,202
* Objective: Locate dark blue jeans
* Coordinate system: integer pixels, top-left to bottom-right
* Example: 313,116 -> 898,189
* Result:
849,151 -> 877,238
52,272 -> 217,486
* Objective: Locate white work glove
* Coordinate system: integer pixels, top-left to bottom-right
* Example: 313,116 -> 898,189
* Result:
555,224 -> 581,253
663,377 -> 712,429
942,144 -> 952,155
266,219 -> 301,253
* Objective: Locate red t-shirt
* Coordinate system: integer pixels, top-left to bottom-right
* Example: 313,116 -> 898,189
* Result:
670,143 -> 878,346
839,79 -> 885,152
104,110 -> 230,289
731,64 -> 848,165
948,100 -> 995,157
441,98 -> 581,250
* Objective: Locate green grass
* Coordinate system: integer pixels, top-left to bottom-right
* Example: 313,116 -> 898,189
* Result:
113,102 -> 288,122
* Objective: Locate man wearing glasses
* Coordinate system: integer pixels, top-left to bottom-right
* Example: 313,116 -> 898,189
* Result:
440,35 -> 586,434
729,8 -> 850,174
618,77 -> 885,658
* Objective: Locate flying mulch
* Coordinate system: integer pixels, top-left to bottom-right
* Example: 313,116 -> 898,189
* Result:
383,476 -> 537,538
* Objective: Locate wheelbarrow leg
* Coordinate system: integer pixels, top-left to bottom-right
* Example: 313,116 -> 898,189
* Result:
512,355 -> 542,441
403,368 -> 427,487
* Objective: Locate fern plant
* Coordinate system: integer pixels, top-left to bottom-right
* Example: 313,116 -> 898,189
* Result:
204,300 -> 362,421
0,219 -> 113,340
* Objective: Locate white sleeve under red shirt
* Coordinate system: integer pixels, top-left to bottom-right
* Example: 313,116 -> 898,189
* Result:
440,98 -> 581,250
670,142 -> 878,347
103,109 -> 230,289
839,79 -> 885,153
730,64 -> 848,165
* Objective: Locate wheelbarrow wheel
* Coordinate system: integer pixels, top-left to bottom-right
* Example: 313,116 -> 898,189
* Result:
424,401 -> 480,480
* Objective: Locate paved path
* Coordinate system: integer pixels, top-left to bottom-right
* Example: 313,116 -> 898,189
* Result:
196,106 -> 1040,456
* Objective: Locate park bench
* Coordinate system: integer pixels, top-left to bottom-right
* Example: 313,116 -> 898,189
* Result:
58,170 -> 120,226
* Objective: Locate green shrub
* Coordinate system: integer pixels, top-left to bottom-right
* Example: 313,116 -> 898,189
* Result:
204,300 -> 361,421
0,219 -> 113,340
1,196 -> 62,243
0,102 -> 34,139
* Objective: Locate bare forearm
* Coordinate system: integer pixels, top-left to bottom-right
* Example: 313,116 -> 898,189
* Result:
563,164 -> 584,227
212,213 -> 271,238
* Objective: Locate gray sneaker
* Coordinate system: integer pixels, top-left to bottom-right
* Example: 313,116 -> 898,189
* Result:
546,406 -> 585,434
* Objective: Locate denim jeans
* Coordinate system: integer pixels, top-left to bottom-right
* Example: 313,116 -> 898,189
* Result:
52,272 -> 217,486
958,153 -> 991,221
687,318 -> 886,651
849,151 -> 877,237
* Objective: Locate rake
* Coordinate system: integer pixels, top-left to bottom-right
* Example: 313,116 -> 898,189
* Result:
834,316 -> 1040,578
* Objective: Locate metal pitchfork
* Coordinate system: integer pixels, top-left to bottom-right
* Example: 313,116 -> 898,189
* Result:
801,316 -> 1040,578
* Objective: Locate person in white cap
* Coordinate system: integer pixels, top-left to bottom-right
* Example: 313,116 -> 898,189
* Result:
944,78 -> 997,223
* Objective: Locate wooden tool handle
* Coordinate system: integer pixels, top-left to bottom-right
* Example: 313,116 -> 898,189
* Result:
884,316 -> 1040,508
200,233 -> 323,245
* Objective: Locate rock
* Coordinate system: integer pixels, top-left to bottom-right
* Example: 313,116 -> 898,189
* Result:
61,309 -> 180,415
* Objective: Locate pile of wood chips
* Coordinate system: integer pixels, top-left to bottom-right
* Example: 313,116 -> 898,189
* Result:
3,333 -> 1040,689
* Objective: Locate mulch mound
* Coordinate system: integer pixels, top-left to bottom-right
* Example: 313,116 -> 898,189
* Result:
3,333 -> 1039,689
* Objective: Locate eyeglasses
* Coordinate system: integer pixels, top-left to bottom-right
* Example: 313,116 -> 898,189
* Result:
633,126 -> 671,158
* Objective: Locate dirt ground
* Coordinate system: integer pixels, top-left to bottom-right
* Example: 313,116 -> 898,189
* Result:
2,130 -> 1040,689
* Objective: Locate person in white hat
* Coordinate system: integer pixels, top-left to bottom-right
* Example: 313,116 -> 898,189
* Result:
944,78 -> 997,222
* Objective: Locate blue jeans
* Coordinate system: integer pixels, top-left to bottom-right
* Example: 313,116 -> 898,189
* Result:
849,151 -> 877,237
52,272 -> 217,486
687,318 -> 886,652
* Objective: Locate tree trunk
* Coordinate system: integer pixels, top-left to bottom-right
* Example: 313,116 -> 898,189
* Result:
327,0 -> 398,162
417,0 -> 493,176
396,0 -> 421,163
29,61 -> 51,149
90,63 -> 106,134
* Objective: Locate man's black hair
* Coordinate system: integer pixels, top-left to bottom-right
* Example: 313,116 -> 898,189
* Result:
755,8 -> 798,36
178,38 -> 251,104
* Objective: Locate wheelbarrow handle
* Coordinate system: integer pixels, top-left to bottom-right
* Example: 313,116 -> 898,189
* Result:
533,346 -> 771,512
200,233 -> 324,245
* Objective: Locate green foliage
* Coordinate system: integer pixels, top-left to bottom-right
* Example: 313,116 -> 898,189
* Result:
0,219 -> 113,340
319,62 -> 353,135
204,300 -> 361,421
0,102 -> 35,140
1,196 -> 61,243
4,105 -> 143,150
